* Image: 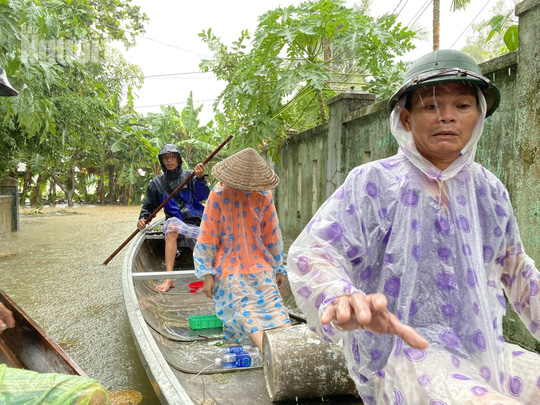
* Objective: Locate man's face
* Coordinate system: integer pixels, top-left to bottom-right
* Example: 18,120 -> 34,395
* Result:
161,152 -> 180,171
399,82 -> 479,170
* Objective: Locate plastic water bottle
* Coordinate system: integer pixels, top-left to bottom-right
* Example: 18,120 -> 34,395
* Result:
222,345 -> 258,355
215,351 -> 263,368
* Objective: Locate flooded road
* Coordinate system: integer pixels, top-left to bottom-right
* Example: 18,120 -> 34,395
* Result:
0,205 -> 160,404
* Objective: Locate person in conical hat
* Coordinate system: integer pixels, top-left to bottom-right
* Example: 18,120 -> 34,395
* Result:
287,49 -> 540,404
194,147 -> 291,351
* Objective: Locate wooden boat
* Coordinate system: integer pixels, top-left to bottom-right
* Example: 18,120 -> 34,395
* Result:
0,290 -> 86,376
122,218 -> 361,404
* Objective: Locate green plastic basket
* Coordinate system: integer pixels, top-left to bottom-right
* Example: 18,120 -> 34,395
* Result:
189,314 -> 223,330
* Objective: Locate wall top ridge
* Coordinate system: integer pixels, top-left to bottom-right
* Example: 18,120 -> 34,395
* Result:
282,122 -> 329,146
479,51 -> 517,76
327,91 -> 376,106
516,0 -> 540,16
0,177 -> 18,187
342,100 -> 388,124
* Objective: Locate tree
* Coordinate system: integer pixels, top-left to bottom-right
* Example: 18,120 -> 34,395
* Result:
200,0 -> 418,161
0,0 -> 146,207
433,0 -> 472,50
108,92 -> 228,205
0,0 -> 147,175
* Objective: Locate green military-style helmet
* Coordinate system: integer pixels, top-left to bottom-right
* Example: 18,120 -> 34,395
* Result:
388,50 -> 500,117
0,67 -> 18,97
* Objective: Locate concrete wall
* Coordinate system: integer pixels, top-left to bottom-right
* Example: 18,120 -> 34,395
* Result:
276,123 -> 329,240
0,195 -> 14,235
0,177 -> 19,235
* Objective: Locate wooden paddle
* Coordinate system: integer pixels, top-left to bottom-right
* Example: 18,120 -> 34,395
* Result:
102,134 -> 233,265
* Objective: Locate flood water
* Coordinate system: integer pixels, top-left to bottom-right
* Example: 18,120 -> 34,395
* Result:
0,204 -> 160,404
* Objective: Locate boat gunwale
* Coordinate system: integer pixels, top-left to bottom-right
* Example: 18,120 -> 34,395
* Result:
0,290 -> 87,376
122,219 -> 194,405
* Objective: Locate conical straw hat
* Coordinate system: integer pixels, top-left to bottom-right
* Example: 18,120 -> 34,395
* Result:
212,148 -> 279,192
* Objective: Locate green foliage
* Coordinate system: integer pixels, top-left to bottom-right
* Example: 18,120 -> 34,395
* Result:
450,0 -> 472,12
0,0 -> 146,176
200,0 -> 418,161
23,207 -> 43,215
502,25 -> 518,51
0,0 -> 147,207
461,2 -> 518,62
482,10 -> 518,52
0,0 -> 422,203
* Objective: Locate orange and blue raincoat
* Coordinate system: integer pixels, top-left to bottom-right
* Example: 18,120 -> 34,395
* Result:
194,185 -> 290,342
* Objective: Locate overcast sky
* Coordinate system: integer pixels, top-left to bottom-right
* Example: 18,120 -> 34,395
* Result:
118,0 -> 514,123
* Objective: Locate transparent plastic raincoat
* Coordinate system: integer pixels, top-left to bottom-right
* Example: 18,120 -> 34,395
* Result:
288,87 -> 540,404
194,185 -> 290,342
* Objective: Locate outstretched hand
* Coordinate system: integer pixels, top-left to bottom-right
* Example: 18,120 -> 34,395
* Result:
0,302 -> 15,335
321,293 -> 429,350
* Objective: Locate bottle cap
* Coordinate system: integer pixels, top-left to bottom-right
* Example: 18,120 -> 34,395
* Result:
215,358 -> 222,367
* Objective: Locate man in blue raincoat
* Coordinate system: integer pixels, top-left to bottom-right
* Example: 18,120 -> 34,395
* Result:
137,143 -> 210,292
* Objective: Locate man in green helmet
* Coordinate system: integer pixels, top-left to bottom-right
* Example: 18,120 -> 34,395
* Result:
288,50 -> 540,404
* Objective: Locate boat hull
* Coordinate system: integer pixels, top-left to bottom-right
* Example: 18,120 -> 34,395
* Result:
0,290 -> 85,376
122,219 -> 361,404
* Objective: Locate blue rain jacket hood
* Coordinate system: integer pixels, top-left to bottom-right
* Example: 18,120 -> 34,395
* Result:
158,143 -> 183,172
139,143 -> 210,224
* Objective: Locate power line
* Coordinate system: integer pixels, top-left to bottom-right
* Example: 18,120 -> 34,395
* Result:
134,98 -> 217,109
144,72 -> 213,78
392,0 -> 403,15
406,0 -> 429,26
406,0 -> 430,27
450,0 -> 493,49
138,36 -> 209,58
396,0 -> 411,17
40,1 -> 210,58
409,0 -> 433,28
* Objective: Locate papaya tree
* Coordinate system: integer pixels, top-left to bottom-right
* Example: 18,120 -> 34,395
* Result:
199,0 -> 418,161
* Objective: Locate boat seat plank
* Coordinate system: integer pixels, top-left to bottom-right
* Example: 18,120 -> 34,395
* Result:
132,270 -> 196,280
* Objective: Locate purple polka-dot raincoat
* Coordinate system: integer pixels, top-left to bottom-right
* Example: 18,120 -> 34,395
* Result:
288,89 -> 540,404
